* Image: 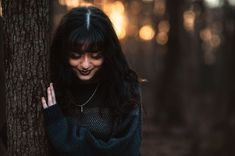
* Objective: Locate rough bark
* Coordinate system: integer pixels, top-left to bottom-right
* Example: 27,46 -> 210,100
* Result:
0,15 -> 7,156
2,1 -> 50,155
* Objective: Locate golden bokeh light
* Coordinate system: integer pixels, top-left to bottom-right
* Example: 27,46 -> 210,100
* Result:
79,2 -> 93,7
200,26 -> 222,65
143,0 -> 154,2
156,32 -> 168,45
59,0 -> 66,6
139,25 -> 155,41
60,0 -> 80,8
59,0 -> 93,9
200,28 -> 212,42
158,20 -> 170,33
102,1 -> 127,39
110,1 -> 125,13
93,0 -> 107,5
110,11 -> 126,39
156,20 -> 169,45
59,0 -> 127,39
0,5 -> 2,16
210,34 -> 221,47
183,10 -> 196,32
200,28 -> 221,48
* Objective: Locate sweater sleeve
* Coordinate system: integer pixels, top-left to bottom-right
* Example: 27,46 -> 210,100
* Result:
43,104 -> 141,156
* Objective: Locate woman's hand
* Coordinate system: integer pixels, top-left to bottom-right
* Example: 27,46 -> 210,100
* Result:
41,83 -> 57,109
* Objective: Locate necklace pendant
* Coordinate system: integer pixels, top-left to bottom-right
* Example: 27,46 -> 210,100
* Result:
76,83 -> 99,113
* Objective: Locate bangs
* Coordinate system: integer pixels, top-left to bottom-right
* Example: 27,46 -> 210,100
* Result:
67,27 -> 106,53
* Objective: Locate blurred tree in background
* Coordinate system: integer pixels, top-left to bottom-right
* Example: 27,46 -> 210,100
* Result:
1,0 -> 235,156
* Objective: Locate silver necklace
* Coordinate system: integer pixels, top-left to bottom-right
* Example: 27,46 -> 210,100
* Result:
76,83 -> 99,112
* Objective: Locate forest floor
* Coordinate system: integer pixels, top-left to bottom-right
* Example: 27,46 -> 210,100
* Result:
141,121 -> 192,156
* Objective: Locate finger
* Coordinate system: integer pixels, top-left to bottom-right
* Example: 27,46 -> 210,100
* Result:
50,83 -> 56,105
47,87 -> 53,107
41,97 -> 48,109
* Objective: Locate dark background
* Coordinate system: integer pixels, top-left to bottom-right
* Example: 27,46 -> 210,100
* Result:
1,0 -> 235,156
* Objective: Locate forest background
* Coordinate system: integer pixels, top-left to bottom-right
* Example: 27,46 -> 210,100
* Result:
0,0 -> 235,156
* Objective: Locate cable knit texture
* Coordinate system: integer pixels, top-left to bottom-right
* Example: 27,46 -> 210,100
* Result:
43,104 -> 141,156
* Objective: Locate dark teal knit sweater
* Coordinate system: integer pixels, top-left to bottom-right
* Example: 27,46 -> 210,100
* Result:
43,103 -> 141,156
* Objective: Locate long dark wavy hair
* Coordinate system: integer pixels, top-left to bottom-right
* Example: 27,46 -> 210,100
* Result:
50,6 -> 140,118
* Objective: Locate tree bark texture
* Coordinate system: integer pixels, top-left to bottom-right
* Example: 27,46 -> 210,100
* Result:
2,1 -> 50,155
0,15 -> 7,156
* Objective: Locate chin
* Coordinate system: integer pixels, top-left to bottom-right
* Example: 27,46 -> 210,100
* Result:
77,75 -> 94,81
78,77 -> 93,81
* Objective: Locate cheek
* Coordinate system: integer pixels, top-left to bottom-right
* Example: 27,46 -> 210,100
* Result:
93,59 -> 104,68
68,59 -> 79,66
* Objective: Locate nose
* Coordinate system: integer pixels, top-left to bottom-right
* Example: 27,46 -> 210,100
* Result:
80,54 -> 90,69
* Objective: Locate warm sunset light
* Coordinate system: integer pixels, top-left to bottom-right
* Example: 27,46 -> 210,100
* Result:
59,0 -> 93,9
183,10 -> 196,32
3,1 -> 233,155
110,1 -> 125,13
0,1 -> 2,16
79,2 -> 93,7
139,25 -> 155,41
59,0 -> 79,8
103,1 -> 127,39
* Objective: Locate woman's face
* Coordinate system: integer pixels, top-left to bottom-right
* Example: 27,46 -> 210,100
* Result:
68,51 -> 104,81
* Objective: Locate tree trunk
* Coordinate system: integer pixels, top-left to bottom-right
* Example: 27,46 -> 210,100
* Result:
157,0 -> 185,125
2,1 -> 51,155
0,15 -> 7,156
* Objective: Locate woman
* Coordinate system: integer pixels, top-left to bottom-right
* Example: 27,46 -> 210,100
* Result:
41,6 -> 142,156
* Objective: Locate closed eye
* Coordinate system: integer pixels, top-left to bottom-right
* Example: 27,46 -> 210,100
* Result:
69,52 -> 82,59
90,52 -> 103,59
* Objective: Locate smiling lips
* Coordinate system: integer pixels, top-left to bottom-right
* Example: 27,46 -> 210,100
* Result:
79,69 -> 92,75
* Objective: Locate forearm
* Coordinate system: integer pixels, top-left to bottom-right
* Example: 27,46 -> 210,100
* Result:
44,104 -> 86,155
